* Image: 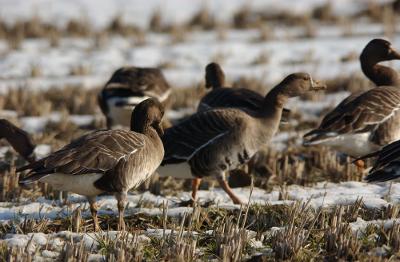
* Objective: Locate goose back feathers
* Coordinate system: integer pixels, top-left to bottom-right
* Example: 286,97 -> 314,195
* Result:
304,86 -> 400,156
98,67 -> 170,128
198,62 -> 291,121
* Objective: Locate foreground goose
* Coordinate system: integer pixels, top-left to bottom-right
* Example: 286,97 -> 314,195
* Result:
98,67 -> 170,129
303,39 -> 400,162
18,98 -> 165,231
158,73 -> 326,204
0,119 -> 35,163
198,62 -> 290,121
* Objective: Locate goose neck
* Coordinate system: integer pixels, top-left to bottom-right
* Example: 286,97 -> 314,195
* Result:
361,56 -> 400,86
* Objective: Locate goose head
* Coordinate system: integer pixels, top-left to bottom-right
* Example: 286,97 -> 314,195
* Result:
131,98 -> 165,137
205,62 -> 226,89
360,39 -> 400,64
276,73 -> 326,98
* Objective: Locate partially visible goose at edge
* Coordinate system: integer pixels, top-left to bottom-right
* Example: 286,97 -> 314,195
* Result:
303,39 -> 400,164
18,98 -> 165,231
355,139 -> 400,183
0,119 -> 36,163
98,66 -> 171,129
198,62 -> 291,122
158,73 -> 326,204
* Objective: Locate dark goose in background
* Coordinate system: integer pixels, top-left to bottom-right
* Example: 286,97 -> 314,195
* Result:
98,66 -> 170,129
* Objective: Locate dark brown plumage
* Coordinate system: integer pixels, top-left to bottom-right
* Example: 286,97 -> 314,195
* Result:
360,39 -> 400,86
98,66 -> 170,129
159,73 -> 326,204
18,98 -> 165,231
0,119 -> 35,163
303,39 -> 400,158
198,62 -> 291,121
356,139 -> 400,182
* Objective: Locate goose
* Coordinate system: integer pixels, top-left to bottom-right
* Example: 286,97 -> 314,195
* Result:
0,119 -> 36,163
98,66 -> 170,129
355,139 -> 400,183
158,73 -> 326,204
18,98 -> 165,231
303,39 -> 400,166
197,62 -> 290,188
198,62 -> 291,121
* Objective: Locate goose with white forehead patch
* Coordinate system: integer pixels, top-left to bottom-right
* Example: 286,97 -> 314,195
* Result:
18,98 -> 165,231
158,73 -> 326,204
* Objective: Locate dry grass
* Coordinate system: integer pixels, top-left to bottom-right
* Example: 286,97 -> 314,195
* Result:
0,2 -> 396,45
0,86 -> 101,116
0,198 -> 399,261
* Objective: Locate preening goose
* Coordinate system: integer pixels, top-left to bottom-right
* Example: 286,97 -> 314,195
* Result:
98,67 -> 170,129
303,39 -> 400,161
0,119 -> 35,163
18,98 -> 165,231
158,73 -> 326,204
198,62 -> 291,121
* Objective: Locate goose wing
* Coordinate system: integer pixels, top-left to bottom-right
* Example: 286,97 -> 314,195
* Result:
198,88 -> 264,112
103,67 -> 170,101
198,87 -> 291,121
162,109 -> 239,164
303,86 -> 400,143
18,129 -> 144,180
357,139 -> 400,182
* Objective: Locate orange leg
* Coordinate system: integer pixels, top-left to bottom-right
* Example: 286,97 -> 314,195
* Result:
217,175 -> 243,205
88,197 -> 100,231
354,159 -> 365,172
191,178 -> 202,201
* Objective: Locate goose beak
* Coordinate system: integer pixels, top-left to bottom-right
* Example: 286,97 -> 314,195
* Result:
310,79 -> 327,91
389,47 -> 400,60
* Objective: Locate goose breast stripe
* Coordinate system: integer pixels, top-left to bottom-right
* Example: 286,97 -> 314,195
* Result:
18,129 -> 144,178
162,109 -> 238,163
307,86 -> 400,137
